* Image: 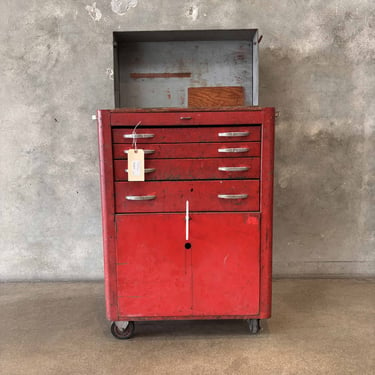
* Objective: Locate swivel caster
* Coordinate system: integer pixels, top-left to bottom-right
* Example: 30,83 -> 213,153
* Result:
111,321 -> 135,339
247,319 -> 261,335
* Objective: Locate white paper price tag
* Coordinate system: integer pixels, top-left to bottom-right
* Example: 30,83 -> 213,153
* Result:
127,149 -> 145,181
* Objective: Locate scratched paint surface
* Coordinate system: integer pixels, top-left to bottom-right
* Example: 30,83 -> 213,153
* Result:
115,213 -> 260,317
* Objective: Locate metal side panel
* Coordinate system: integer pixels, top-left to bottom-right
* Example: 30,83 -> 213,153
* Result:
252,31 -> 259,106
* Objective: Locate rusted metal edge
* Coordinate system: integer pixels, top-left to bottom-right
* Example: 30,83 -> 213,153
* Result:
130,72 -> 192,79
116,314 -> 265,321
109,106 -> 265,113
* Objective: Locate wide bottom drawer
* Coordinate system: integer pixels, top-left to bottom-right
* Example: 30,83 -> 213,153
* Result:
115,180 -> 259,213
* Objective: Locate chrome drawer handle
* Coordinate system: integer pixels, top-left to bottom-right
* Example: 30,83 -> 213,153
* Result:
180,116 -> 192,120
218,166 -> 249,172
123,133 -> 154,139
218,131 -> 249,137
126,195 -> 156,201
124,149 -> 155,155
125,168 -> 155,174
218,194 -> 248,200
218,147 -> 249,153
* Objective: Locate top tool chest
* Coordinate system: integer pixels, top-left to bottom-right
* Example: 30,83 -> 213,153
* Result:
97,29 -> 274,339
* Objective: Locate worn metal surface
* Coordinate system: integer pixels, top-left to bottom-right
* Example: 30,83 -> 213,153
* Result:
118,40 -> 254,107
113,157 -> 261,181
112,125 -> 261,142
0,0 -> 374,280
98,108 -> 273,321
114,180 -> 260,212
116,213 -> 260,318
112,141 -> 262,159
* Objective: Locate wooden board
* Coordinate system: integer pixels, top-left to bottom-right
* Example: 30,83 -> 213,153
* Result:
188,86 -> 245,108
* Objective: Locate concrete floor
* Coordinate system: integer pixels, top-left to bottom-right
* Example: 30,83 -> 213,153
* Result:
0,279 -> 374,375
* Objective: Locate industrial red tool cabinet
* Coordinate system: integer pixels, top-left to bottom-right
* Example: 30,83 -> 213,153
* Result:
97,107 -> 275,339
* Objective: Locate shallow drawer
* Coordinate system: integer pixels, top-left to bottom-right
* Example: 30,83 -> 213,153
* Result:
115,180 -> 259,213
113,142 -> 261,159
112,126 -> 261,144
114,158 -> 260,181
111,111 -> 263,126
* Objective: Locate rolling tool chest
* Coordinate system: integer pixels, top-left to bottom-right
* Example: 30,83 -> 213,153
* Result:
97,30 -> 275,339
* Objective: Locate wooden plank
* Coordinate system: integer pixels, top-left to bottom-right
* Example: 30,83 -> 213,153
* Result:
188,86 -> 245,108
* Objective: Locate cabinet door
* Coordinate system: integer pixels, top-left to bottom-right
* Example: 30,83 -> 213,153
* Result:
116,214 -> 192,317
116,213 -> 260,318
191,213 -> 260,316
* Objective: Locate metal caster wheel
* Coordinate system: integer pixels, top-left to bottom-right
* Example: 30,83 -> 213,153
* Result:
111,321 -> 135,339
247,319 -> 261,335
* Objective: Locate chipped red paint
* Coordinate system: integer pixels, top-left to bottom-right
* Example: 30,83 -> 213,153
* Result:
113,142 -> 261,159
97,110 -> 118,321
97,107 -> 274,322
259,107 -> 275,317
112,126 -> 261,143
235,52 -> 246,62
114,180 -> 260,213
114,157 -> 261,181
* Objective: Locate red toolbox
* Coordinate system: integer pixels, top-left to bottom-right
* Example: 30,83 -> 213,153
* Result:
97,107 -> 275,338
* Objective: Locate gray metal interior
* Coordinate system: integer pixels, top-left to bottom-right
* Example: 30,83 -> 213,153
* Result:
115,30 -> 259,108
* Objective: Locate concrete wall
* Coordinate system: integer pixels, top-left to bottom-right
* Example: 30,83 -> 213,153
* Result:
0,0 -> 374,280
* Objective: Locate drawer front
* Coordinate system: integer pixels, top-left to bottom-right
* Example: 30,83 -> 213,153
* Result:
114,158 -> 260,181
112,126 -> 261,144
115,180 -> 259,213
111,111 -> 263,126
113,142 -> 261,159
